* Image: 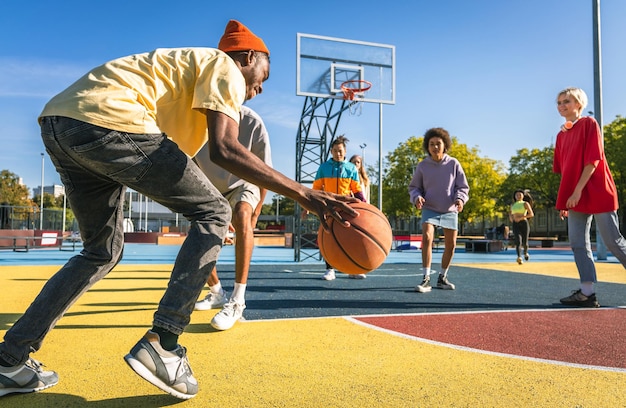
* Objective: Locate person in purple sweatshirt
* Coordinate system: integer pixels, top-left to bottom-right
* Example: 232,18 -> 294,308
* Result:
408,127 -> 470,293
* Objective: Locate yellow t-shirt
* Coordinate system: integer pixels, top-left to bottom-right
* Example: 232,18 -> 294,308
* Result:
39,48 -> 245,157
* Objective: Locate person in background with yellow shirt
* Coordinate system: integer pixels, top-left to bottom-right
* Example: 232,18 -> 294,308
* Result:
509,189 -> 534,265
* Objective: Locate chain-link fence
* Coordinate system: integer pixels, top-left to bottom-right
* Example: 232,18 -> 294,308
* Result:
0,205 -> 193,233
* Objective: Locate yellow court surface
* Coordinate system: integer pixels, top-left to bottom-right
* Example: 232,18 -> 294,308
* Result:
0,260 -> 625,407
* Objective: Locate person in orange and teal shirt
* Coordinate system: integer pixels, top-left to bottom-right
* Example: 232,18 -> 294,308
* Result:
313,135 -> 365,280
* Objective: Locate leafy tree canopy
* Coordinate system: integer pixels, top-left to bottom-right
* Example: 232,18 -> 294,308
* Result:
0,169 -> 32,206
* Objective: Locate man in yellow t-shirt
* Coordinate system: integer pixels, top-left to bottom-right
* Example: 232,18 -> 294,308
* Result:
0,20 -> 358,401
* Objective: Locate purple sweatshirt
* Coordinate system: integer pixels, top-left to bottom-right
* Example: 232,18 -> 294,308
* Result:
408,154 -> 469,213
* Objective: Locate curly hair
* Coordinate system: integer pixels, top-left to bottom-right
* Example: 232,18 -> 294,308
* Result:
422,127 -> 451,155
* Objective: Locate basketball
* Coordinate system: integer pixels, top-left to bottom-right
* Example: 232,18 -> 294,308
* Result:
318,202 -> 393,274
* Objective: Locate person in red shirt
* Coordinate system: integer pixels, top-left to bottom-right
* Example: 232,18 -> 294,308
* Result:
553,87 -> 626,307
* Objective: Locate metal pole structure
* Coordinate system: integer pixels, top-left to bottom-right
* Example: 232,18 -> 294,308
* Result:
62,187 -> 67,234
39,153 -> 44,230
592,0 -> 607,260
138,193 -> 143,231
144,195 -> 149,232
378,103 -> 383,210
127,190 -> 132,219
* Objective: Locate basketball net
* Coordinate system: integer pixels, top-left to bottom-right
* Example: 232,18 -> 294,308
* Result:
348,93 -> 365,116
341,80 -> 371,116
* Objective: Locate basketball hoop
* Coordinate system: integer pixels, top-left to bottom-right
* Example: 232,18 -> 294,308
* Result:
341,80 -> 371,116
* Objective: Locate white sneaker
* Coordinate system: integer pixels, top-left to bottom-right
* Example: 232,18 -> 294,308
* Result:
210,300 -> 246,331
194,291 -> 227,311
348,274 -> 367,279
322,269 -> 336,280
415,275 -> 432,293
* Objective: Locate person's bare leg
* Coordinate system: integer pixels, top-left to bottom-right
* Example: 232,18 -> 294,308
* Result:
194,263 -> 226,311
437,228 -> 458,290
207,266 -> 219,287
441,228 -> 458,270
232,202 -> 254,288
210,202 -> 255,330
415,223 -> 435,292
421,223 -> 435,271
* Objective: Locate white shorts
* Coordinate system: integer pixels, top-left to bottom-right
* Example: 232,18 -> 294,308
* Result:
222,182 -> 261,210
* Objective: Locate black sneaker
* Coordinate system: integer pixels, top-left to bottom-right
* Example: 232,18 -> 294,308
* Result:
437,275 -> 456,290
0,358 -> 58,396
560,289 -> 600,308
124,331 -> 198,399
415,276 -> 432,293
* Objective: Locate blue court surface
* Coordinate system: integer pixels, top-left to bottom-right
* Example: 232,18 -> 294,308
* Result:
0,241 -> 603,266
2,243 -> 625,321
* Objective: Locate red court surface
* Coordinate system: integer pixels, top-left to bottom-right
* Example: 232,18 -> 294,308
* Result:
357,308 -> 626,371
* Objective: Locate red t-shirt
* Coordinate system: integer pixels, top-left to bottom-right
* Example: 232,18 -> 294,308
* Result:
553,116 -> 618,213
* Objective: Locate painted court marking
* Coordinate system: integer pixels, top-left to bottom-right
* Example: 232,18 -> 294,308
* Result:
350,308 -> 626,373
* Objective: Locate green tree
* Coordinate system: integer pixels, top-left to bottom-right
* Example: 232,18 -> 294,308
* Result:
0,170 -> 32,206
499,147 -> 560,212
603,115 -> 626,231
33,193 -> 59,209
453,143 -> 506,231
498,146 -> 561,237
381,137 -> 422,217
263,195 -> 295,217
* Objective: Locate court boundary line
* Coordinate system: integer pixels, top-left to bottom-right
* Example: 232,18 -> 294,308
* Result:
237,307 -> 625,373
345,308 -> 626,374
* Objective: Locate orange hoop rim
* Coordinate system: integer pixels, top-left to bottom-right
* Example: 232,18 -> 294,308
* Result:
341,80 -> 372,100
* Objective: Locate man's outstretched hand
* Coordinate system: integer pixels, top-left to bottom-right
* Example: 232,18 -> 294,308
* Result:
300,190 -> 360,231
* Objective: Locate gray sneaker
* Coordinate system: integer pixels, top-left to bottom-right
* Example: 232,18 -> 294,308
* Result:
560,289 -> 600,308
437,275 -> 456,290
194,291 -> 228,311
415,276 -> 432,293
0,358 -> 58,397
124,331 -> 198,400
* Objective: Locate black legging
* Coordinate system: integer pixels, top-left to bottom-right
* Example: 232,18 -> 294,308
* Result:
512,220 -> 529,257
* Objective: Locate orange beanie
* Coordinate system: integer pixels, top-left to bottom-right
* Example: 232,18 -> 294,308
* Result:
218,20 -> 269,55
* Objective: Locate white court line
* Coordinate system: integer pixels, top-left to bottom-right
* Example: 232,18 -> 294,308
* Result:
241,307 -> 626,373
344,308 -> 626,374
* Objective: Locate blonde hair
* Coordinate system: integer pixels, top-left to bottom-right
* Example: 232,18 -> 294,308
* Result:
557,87 -> 588,114
349,154 -> 369,186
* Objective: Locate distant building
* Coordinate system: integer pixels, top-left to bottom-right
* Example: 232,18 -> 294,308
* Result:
32,184 -> 65,198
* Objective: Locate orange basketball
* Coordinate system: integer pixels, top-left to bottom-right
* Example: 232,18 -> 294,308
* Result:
318,202 -> 392,274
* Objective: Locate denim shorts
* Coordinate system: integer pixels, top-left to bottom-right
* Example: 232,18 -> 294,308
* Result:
421,208 -> 458,230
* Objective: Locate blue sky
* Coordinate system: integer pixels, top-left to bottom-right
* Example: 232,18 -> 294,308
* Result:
1,1 -> 625,204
